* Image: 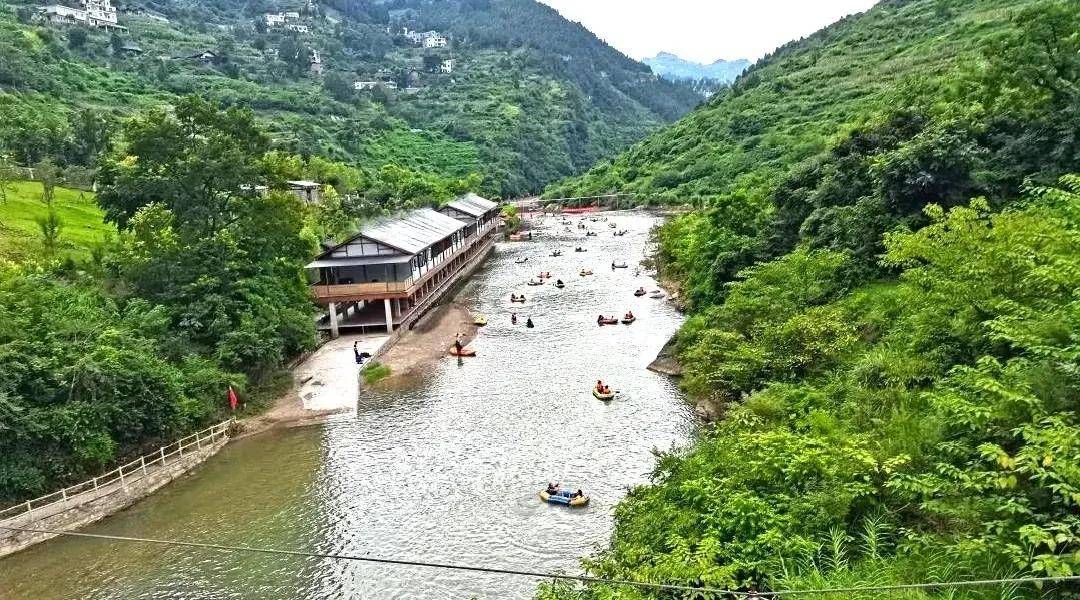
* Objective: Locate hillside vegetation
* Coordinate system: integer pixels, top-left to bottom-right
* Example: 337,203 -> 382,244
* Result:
0,0 -> 699,197
539,0 -> 1080,597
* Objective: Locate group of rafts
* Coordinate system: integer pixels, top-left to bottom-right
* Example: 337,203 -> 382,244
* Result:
455,216 -> 669,507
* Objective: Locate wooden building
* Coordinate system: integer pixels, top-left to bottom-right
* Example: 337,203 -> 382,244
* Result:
307,196 -> 499,336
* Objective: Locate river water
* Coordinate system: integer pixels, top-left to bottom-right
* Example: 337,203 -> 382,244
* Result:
0,211 -> 696,600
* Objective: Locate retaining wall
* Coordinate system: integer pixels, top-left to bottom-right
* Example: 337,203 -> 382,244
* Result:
0,437 -> 228,558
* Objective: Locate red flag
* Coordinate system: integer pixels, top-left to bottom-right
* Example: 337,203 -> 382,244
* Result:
228,386 -> 239,411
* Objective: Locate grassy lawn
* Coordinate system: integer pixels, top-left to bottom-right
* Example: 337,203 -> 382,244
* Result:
0,181 -> 114,263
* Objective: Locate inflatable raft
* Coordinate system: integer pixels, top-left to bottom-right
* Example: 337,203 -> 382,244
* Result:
597,317 -> 618,326
474,315 -> 488,326
621,317 -> 636,325
593,388 -> 615,401
540,490 -> 590,507
449,346 -> 476,357
634,289 -> 647,297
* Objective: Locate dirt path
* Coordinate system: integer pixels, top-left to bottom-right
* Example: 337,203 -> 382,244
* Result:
374,302 -> 477,387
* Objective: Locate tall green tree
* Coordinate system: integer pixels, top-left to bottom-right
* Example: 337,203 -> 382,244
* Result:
99,96 -> 314,375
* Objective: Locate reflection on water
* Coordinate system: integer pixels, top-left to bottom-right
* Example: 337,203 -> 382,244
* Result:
0,212 -> 696,599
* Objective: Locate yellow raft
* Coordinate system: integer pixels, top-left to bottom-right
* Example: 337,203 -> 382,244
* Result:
539,490 -> 590,507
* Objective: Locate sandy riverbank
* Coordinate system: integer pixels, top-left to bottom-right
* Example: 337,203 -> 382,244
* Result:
372,302 -> 477,388
234,334 -> 389,439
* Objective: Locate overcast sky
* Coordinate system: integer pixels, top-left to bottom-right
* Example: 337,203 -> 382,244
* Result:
537,0 -> 880,64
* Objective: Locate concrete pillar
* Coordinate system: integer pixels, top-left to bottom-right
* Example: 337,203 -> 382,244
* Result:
329,302 -> 340,338
384,298 -> 394,333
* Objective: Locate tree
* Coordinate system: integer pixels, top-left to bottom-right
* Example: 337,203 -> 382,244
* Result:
322,71 -> 352,102
97,96 -> 314,374
65,109 -> 112,166
110,33 -> 124,55
33,157 -> 60,207
68,28 -> 88,51
97,96 -> 269,231
422,54 -> 442,73
0,153 -> 14,204
36,208 -> 64,256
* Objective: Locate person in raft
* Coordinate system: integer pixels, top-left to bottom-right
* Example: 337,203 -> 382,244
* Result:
571,489 -> 584,499
526,317 -> 534,328
556,279 -> 564,286
454,334 -> 463,354
595,380 -> 605,393
511,294 -> 517,302
625,310 -> 634,320
511,313 -> 518,324
597,314 -> 605,324
546,482 -> 560,495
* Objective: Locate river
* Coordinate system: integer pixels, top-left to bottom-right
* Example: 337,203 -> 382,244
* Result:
0,211 -> 696,600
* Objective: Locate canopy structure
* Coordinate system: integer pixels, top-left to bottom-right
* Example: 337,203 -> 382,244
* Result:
312,207 -> 467,262
356,208 -> 466,255
444,193 -> 498,218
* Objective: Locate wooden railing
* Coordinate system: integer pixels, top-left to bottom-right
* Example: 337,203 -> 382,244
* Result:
311,280 -> 412,300
0,420 -> 233,522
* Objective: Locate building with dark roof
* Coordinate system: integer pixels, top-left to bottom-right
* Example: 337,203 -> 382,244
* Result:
307,200 -> 500,336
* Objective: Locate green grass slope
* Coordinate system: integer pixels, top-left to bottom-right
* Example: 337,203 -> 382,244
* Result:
0,180 -> 112,261
545,0 -> 1040,201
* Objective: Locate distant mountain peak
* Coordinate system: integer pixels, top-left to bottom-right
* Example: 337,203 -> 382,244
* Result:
642,52 -> 749,96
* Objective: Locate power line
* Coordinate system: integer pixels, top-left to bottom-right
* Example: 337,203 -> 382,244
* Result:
0,525 -> 749,596
3,525 -> 1078,597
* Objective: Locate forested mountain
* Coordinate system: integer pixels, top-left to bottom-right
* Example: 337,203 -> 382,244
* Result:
538,0 -> 1080,597
642,52 -> 749,96
0,0 -> 701,197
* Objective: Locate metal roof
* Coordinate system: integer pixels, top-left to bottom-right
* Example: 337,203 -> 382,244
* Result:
306,255 -> 413,269
444,193 -> 498,218
355,208 -> 466,255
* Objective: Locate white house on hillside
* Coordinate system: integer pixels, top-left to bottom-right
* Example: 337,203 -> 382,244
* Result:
41,0 -> 121,29
440,58 -> 454,74
421,34 -> 447,48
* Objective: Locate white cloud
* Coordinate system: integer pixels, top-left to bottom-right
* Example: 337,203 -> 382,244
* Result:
537,0 -> 880,63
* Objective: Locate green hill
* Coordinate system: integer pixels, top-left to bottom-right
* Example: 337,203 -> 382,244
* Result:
546,0 -> 1043,201
0,0 -> 700,198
